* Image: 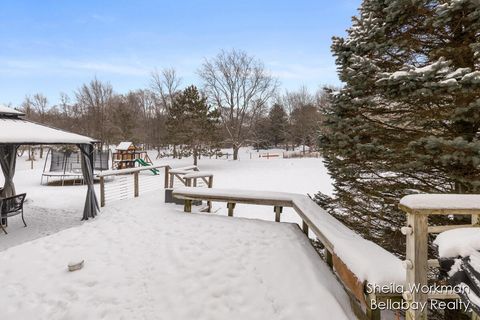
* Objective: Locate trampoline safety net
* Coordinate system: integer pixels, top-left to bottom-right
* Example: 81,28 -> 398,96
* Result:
49,150 -> 109,172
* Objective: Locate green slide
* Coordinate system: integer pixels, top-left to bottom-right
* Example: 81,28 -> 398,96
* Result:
135,158 -> 159,175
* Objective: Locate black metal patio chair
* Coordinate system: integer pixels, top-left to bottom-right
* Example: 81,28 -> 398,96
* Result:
0,193 -> 27,234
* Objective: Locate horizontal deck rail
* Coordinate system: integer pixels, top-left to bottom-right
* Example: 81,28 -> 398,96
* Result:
99,164 -> 215,208
98,164 -> 171,207
97,164 -> 170,177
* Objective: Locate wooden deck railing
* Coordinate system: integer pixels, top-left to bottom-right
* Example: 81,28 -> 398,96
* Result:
97,164 -> 170,207
399,195 -> 480,320
171,188 -> 384,319
97,167 -> 480,320
98,164 -> 214,207
173,188 -> 480,320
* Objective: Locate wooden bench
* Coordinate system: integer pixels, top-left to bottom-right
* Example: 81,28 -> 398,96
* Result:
168,166 -> 199,189
183,172 -> 213,187
182,173 -> 214,211
173,187 -> 405,319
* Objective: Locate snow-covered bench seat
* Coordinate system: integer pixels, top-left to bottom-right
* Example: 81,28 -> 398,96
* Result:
169,165 -> 198,175
183,172 -> 214,190
183,171 -> 213,179
167,165 -> 200,190
173,187 -> 405,306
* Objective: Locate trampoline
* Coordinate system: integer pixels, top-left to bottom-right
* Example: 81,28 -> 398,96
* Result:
41,149 -> 110,185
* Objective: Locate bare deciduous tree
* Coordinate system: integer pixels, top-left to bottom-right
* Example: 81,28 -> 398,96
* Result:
31,93 -> 49,123
199,49 -> 278,160
75,78 -> 113,147
150,68 -> 182,155
150,68 -> 182,115
277,86 -> 314,116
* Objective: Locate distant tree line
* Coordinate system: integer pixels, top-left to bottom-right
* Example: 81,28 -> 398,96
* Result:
14,49 -> 329,161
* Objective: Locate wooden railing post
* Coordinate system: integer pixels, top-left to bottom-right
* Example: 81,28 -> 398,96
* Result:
184,199 -> 192,213
227,202 -> 235,217
473,213 -> 479,226
274,206 -> 282,222
208,176 -> 213,188
169,172 -> 174,188
399,194 -> 480,320
164,166 -> 170,189
405,211 -> 428,320
366,298 -> 381,320
325,250 -> 333,269
134,172 -> 139,197
100,176 -> 105,207
302,220 -> 309,235
207,176 -> 213,212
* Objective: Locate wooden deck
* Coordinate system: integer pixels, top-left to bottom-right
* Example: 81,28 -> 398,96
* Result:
173,187 -> 401,319
173,187 -> 480,320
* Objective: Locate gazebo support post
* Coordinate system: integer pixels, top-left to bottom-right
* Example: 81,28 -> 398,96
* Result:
0,144 -> 19,198
78,143 -> 100,220
0,144 -> 19,226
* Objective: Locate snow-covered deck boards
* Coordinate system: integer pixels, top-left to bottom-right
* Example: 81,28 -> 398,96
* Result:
0,194 -> 355,319
173,186 -> 405,290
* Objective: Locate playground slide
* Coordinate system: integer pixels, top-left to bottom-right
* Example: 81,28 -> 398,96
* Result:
134,159 -> 159,175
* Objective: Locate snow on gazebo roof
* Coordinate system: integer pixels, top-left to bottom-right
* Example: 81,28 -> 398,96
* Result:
0,105 -> 96,145
0,104 -> 25,116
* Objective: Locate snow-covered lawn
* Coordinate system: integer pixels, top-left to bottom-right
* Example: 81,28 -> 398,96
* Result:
1,147 -> 333,250
0,148 -> 354,319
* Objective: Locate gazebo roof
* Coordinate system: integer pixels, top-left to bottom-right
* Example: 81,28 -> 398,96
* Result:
0,105 -> 25,116
0,105 -> 96,145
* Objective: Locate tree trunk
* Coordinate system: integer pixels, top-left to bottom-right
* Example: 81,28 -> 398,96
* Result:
173,144 -> 177,158
193,147 -> 198,166
233,145 -> 239,160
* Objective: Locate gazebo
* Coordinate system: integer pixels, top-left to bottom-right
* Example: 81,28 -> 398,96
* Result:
0,105 -> 99,220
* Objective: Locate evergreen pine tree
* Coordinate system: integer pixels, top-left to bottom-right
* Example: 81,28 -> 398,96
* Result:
167,85 -> 220,165
319,0 -> 480,254
268,103 -> 288,147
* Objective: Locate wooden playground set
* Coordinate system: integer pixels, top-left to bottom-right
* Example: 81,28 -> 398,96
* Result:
111,141 -> 154,170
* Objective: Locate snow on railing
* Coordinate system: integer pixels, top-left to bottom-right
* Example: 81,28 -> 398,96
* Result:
398,194 -> 480,320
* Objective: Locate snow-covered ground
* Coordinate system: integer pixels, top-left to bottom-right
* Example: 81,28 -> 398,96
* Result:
0,148 -> 355,319
1,147 -> 333,250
